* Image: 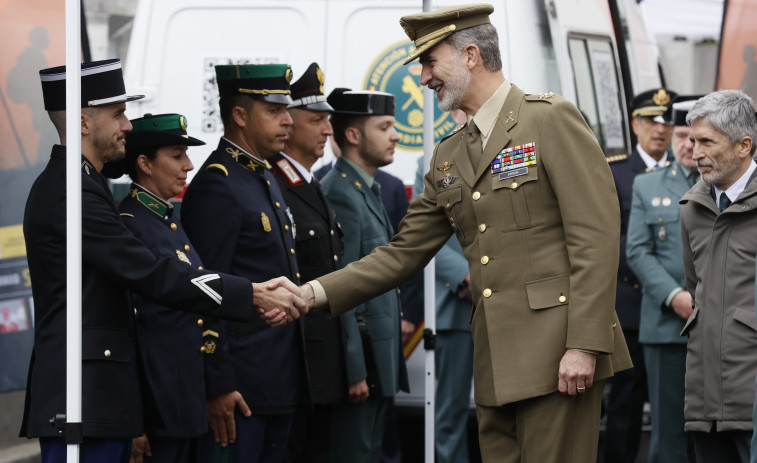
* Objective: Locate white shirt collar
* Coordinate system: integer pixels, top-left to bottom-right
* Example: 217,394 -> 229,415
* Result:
714,160 -> 757,205
280,152 -> 314,183
636,144 -> 668,169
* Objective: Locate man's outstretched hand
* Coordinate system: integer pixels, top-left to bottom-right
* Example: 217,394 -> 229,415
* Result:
253,277 -> 307,326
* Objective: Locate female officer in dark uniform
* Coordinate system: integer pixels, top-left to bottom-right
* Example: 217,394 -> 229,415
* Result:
105,113 -> 210,462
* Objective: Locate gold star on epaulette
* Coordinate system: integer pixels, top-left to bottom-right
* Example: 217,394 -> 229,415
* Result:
354,180 -> 362,189
538,92 -> 557,100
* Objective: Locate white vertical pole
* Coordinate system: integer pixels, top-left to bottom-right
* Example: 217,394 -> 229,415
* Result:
65,0 -> 83,461
421,2 -> 436,462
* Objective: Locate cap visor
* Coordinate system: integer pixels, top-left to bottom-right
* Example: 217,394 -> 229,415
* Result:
257,94 -> 294,105
292,101 -> 334,112
402,34 -> 451,65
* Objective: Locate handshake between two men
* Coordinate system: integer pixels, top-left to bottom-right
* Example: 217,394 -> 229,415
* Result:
254,277 -> 315,327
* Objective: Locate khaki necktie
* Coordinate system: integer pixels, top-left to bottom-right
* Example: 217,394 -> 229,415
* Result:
466,120 -> 482,165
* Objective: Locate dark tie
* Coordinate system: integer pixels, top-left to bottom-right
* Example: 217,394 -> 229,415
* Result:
466,120 -> 482,165
719,193 -> 732,212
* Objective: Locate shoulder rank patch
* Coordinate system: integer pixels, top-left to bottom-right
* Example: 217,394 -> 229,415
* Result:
606,154 -> 628,164
526,92 -> 558,102
439,125 -> 464,143
276,158 -> 303,186
206,163 -> 229,176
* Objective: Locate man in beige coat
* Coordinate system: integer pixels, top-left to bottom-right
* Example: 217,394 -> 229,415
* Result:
679,89 -> 757,463
295,4 -> 631,462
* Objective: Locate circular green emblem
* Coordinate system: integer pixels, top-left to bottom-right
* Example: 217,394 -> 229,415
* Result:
363,40 -> 458,151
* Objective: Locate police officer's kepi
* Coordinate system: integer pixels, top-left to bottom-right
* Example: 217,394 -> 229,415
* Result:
670,95 -> 703,126
327,88 -> 395,116
288,62 -> 333,112
39,59 -> 144,111
399,3 -> 495,64
630,88 -> 678,124
215,64 -> 294,105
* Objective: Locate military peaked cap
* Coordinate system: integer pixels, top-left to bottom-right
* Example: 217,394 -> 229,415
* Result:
400,3 -> 494,64
289,62 -> 333,111
630,88 -> 678,123
215,64 -> 294,105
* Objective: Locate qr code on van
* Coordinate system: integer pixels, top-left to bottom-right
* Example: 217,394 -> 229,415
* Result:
202,57 -> 281,133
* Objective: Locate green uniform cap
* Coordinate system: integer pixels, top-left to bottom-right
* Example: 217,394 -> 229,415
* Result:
128,113 -> 205,149
215,64 -> 294,105
399,3 -> 494,65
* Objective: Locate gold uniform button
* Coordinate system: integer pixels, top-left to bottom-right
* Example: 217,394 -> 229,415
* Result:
275,202 -> 281,209
559,295 -> 567,303
483,288 -> 492,298
479,224 -> 486,232
511,182 -> 518,189
104,350 -> 111,358
285,225 -> 290,231
290,248 -> 295,255
296,273 -> 301,279
198,266 -> 204,270
170,223 -> 177,231
197,319 -> 204,328
472,191 -> 481,200
200,346 -> 207,353
341,173 -> 347,178
481,256 -> 489,265
184,245 -> 190,252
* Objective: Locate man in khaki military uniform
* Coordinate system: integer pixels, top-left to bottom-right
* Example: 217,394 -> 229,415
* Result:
296,4 -> 632,462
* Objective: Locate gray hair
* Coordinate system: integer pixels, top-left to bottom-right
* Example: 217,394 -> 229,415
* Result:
686,89 -> 757,155
444,24 -> 502,72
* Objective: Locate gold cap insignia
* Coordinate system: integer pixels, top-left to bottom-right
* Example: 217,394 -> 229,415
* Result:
653,89 -> 671,106
316,66 -> 325,94
285,67 -> 293,83
180,115 -> 187,131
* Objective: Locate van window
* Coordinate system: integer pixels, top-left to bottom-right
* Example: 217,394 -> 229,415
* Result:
568,35 -> 627,156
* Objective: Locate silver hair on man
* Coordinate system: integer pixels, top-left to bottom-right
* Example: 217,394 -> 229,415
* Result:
444,23 -> 502,72
686,89 -> 757,155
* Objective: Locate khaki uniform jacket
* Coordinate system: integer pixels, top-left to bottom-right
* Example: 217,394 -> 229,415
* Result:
679,171 -> 757,432
318,85 -> 632,406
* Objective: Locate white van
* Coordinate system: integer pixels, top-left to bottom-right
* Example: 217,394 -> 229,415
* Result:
124,0 -> 661,409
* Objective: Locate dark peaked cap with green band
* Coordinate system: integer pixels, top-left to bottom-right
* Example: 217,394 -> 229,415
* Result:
127,113 -> 206,151
215,63 -> 294,105
103,113 -> 205,179
400,3 -> 494,65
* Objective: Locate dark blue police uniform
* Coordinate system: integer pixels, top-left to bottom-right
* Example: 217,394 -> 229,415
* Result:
181,138 -> 307,462
119,183 -> 218,460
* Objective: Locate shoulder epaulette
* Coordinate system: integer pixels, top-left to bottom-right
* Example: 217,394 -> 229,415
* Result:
119,213 -> 134,218
439,125 -> 464,144
525,91 -> 558,102
206,163 -> 229,176
606,154 -> 628,164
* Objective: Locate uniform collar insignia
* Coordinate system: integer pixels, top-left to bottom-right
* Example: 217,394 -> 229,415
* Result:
130,183 -> 172,218
437,161 -> 454,173
81,158 -> 94,176
221,138 -> 270,177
